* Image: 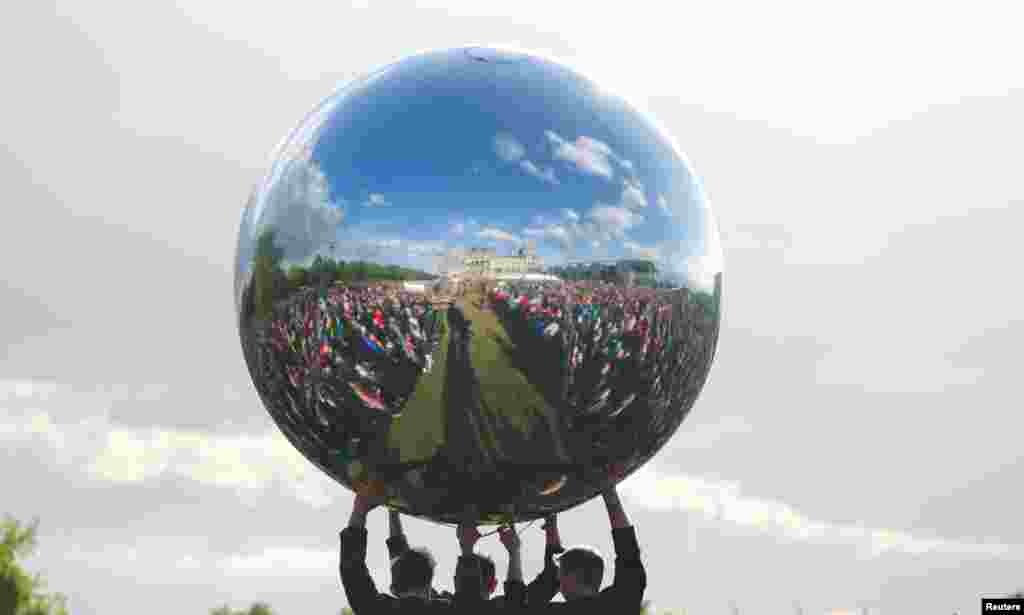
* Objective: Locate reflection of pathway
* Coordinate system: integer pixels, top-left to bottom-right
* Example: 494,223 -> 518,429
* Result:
443,304 -> 497,474
385,310 -> 449,463
458,295 -> 570,468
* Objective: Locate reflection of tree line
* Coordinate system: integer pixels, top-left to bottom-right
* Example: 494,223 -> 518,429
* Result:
548,260 -> 658,287
244,228 -> 434,321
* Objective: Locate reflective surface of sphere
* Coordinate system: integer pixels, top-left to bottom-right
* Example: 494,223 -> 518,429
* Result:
235,48 -> 723,525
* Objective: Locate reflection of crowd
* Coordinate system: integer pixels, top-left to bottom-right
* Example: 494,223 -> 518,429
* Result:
249,284 -> 443,462
489,281 -> 718,441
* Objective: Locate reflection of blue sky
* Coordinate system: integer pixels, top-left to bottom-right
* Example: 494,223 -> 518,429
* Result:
238,48 -> 721,288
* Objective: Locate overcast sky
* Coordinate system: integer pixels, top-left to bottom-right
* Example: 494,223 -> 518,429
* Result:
2,1 -> 1022,614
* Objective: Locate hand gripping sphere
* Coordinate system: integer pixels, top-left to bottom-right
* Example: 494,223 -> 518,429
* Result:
235,47 -> 723,526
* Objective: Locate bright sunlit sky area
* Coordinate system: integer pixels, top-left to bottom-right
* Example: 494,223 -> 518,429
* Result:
2,1 -> 1022,614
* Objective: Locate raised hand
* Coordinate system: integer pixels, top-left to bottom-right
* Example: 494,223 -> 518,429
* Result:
457,523 -> 482,556
607,462 -> 628,483
498,525 -> 521,553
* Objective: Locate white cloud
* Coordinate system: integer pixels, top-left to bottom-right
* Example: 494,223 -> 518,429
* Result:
477,227 -> 520,243
619,464 -> 1024,560
1,381 -> 338,509
562,208 -> 579,222
363,193 -> 388,207
219,547 -> 336,575
673,415 -> 753,450
545,130 -> 615,179
63,541 -> 339,579
493,132 -> 525,162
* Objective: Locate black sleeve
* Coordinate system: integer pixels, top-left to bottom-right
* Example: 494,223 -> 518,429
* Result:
599,526 -> 647,609
526,543 -> 564,606
386,533 -> 409,560
454,554 -> 487,608
502,580 -> 528,609
339,527 -> 385,615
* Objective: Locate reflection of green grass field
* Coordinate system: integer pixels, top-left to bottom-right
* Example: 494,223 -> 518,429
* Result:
386,316 -> 449,462
460,295 -> 546,435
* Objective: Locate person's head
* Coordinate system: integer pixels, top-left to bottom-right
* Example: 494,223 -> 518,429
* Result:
556,547 -> 604,600
453,553 -> 497,598
389,547 -> 436,599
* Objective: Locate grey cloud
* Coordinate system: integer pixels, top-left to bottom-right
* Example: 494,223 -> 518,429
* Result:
5,3 -> 1024,613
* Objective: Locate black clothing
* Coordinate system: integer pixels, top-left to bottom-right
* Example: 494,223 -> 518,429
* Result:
536,526 -> 646,615
340,526 -> 525,615
386,532 -> 545,606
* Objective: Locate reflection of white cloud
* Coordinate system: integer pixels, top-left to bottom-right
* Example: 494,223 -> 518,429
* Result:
657,194 -> 671,214
524,224 -> 571,249
683,254 -> 719,290
477,227 -> 520,243
494,133 -> 559,184
493,132 -> 525,162
363,193 -> 388,207
622,180 -> 647,209
545,130 -> 615,179
525,203 -> 645,253
404,240 -> 445,256
624,241 -> 661,260
449,222 -> 466,236
257,154 -> 345,264
519,159 -> 559,184
335,237 -> 445,267
620,464 -> 1024,560
587,205 -> 643,240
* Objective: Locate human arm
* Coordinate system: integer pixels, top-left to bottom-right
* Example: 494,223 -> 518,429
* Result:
339,492 -> 387,615
385,508 -> 410,560
526,514 -> 563,606
453,520 -> 486,606
599,481 -> 646,608
499,525 -> 527,609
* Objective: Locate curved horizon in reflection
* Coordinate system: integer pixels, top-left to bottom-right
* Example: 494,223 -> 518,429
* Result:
235,47 -> 723,525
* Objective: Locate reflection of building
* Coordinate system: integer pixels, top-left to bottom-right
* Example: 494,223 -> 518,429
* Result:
442,242 -> 543,279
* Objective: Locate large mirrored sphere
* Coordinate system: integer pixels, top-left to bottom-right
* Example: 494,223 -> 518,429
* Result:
235,47 -> 723,525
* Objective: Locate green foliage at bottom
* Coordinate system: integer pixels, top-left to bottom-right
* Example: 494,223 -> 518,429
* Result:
0,516 -> 68,615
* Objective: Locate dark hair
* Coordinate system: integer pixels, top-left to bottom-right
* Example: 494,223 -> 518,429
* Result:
556,547 -> 604,590
391,547 -> 436,594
